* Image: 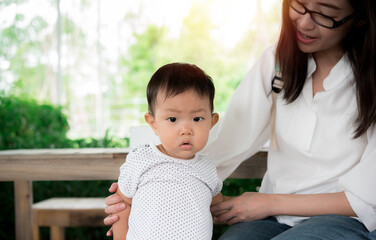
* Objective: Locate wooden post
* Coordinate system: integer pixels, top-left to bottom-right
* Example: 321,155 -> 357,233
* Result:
14,180 -> 33,240
50,226 -> 64,240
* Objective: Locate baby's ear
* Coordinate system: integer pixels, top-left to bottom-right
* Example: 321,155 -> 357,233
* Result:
211,113 -> 219,128
144,113 -> 158,135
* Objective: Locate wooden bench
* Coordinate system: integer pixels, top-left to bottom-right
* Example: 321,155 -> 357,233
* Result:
0,148 -> 267,240
32,198 -> 107,240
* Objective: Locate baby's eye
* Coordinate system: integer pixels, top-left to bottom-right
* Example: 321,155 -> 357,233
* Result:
193,117 -> 203,122
168,117 -> 177,122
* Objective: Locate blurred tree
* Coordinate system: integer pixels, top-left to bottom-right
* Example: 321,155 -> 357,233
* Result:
1,0 -> 281,137
113,1 -> 248,113
0,11 -> 50,99
118,25 -> 167,98
0,0 -> 86,106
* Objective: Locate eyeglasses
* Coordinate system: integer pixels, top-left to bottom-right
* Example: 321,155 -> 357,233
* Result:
288,0 -> 354,29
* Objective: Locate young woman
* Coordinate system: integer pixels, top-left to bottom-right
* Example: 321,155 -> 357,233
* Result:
104,0 -> 376,239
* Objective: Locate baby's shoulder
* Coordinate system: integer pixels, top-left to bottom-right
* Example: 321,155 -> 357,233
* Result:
195,154 -> 217,170
127,144 -> 156,160
130,143 -> 152,152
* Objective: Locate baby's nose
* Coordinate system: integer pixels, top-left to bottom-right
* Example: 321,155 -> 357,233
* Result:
180,122 -> 193,135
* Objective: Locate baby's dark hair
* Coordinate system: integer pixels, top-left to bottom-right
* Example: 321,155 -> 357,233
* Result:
147,62 -> 215,116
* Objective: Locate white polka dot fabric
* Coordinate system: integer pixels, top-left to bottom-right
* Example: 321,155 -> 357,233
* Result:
118,143 -> 222,240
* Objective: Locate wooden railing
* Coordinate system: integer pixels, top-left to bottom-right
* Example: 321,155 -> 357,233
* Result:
0,148 -> 267,240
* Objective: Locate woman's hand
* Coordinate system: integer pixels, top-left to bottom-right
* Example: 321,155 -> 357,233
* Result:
211,195 -> 232,217
103,182 -> 127,236
210,192 -> 273,225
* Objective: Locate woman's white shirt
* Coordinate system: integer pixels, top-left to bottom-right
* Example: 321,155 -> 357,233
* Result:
202,45 -> 376,231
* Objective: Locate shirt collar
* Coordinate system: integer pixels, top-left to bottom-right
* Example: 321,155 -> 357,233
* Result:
307,54 -> 316,79
307,53 -> 353,91
323,53 -> 353,90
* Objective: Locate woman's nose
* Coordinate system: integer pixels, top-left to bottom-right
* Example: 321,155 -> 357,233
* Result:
298,13 -> 316,30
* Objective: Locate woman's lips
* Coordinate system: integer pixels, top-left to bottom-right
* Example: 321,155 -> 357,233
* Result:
296,31 -> 317,44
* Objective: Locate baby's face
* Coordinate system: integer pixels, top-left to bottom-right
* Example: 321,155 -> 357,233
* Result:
145,89 -> 218,159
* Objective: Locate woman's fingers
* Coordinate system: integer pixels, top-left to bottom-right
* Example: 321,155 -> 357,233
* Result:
211,197 -> 233,213
106,226 -> 113,236
213,209 -> 237,224
211,199 -> 237,224
104,183 -> 124,214
104,201 -> 126,214
223,196 -> 233,201
104,193 -> 123,206
103,214 -> 119,226
103,182 -> 122,235
108,182 -> 119,193
227,216 -> 242,225
211,195 -> 234,218
104,193 -> 125,214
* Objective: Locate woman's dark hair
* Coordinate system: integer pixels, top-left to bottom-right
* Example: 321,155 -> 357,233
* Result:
146,62 -> 215,115
276,0 -> 376,137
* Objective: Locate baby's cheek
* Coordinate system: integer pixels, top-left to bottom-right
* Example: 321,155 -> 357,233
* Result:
196,134 -> 210,150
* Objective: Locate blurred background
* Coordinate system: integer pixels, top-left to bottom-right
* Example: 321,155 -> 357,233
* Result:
0,0 -> 281,239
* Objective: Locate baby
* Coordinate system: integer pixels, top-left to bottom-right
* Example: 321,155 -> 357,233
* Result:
113,62 -> 224,239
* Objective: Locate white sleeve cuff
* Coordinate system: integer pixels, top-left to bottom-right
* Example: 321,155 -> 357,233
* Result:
345,191 -> 376,232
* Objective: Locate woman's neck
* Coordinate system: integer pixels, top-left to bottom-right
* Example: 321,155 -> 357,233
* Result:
313,48 -> 344,72
312,49 -> 344,97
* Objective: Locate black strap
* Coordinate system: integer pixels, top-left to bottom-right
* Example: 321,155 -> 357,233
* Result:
272,72 -> 283,94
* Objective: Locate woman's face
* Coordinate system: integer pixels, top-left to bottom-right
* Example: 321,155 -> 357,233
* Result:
288,0 -> 354,56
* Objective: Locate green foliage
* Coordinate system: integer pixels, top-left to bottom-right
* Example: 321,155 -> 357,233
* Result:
0,0 -> 26,8
0,97 -> 129,239
0,182 -> 14,240
0,96 -> 129,150
222,179 -> 262,196
118,25 -> 167,98
0,96 -> 71,150
0,4 -> 54,100
71,129 -> 129,148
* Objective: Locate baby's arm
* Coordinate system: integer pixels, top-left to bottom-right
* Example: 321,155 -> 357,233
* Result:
112,188 -> 132,240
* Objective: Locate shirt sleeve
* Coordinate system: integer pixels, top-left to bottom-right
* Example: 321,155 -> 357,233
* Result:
339,127 -> 376,231
118,149 -> 143,198
202,45 -> 276,180
212,174 -> 223,197
202,156 -> 224,197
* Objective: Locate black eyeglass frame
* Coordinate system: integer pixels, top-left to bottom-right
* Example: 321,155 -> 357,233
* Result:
288,0 -> 354,29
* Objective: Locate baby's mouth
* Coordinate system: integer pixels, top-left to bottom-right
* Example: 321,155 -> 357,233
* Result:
180,141 -> 193,150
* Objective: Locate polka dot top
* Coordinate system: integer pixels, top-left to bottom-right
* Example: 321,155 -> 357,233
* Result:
118,143 -> 223,240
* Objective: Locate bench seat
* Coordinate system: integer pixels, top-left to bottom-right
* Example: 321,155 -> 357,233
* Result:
33,197 -> 107,240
